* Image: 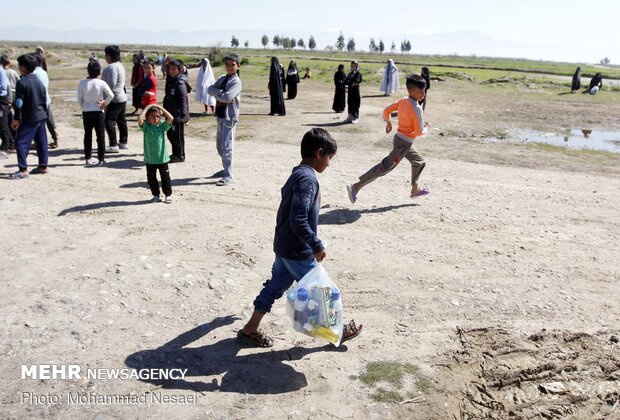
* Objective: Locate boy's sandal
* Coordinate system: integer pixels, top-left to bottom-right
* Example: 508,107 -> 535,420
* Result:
341,319 -> 363,343
410,188 -> 429,198
10,172 -> 29,179
237,329 -> 274,348
30,167 -> 47,175
346,184 -> 357,204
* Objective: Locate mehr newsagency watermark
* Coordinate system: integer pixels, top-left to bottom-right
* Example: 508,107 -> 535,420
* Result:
20,364 -> 198,405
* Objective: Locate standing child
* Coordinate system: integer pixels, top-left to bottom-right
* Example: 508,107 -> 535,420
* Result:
10,54 -> 48,179
102,45 -> 128,152
347,74 -> 430,203
238,128 -> 362,347
332,64 -> 346,113
137,59 -> 158,108
130,54 -> 144,114
344,61 -> 362,123
195,58 -> 216,115
0,57 -> 12,158
419,66 -> 430,110
137,104 -> 174,203
207,53 -> 242,186
77,60 -> 113,165
268,57 -> 285,116
163,59 -> 189,162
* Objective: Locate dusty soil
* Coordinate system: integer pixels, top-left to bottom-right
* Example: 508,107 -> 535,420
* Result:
1,53 -> 619,420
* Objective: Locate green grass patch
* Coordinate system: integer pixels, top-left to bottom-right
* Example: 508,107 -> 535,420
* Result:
524,142 -> 618,158
353,361 -> 431,403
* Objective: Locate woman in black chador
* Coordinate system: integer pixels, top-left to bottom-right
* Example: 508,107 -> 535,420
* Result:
571,67 -> 581,93
286,60 -> 300,99
419,66 -> 430,110
589,72 -> 603,91
332,64 -> 346,113
268,56 -> 286,116
344,61 -> 362,123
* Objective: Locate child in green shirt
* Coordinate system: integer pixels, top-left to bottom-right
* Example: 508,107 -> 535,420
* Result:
138,104 -> 174,203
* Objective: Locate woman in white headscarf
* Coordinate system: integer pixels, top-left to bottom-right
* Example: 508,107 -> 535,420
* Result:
195,58 -> 216,115
380,59 -> 400,96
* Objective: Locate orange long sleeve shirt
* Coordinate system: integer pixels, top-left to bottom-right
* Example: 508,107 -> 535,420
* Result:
382,97 -> 426,142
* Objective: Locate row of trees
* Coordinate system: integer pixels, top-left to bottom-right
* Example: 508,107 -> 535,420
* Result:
230,32 -> 413,53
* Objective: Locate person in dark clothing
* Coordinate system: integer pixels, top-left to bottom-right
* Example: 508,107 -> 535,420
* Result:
419,66 -> 430,110
130,54 -> 145,114
344,61 -> 362,123
237,127 -> 362,348
163,59 -> 189,162
268,56 -> 286,116
10,54 -> 48,178
332,64 -> 346,113
285,60 -> 300,100
571,67 -> 581,93
589,72 -> 603,91
280,63 -> 286,93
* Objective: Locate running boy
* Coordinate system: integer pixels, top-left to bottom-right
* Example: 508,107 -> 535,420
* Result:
238,128 -> 362,347
138,103 -> 174,203
10,54 -> 48,179
207,53 -> 241,186
347,74 -> 430,203
77,60 -> 113,165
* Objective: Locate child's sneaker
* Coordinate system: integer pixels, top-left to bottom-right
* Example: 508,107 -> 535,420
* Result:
119,143 -> 129,150
151,196 -> 162,203
86,157 -> 98,165
351,118 -> 359,124
106,145 -> 120,153
164,196 -> 173,204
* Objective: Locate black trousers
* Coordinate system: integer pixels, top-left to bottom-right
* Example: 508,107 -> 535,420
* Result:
166,121 -> 185,159
104,101 -> 128,146
146,163 -> 172,196
45,105 -> 57,140
82,111 -> 105,161
0,95 -> 13,151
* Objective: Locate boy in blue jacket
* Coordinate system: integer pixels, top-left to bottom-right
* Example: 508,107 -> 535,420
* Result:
238,128 -> 362,347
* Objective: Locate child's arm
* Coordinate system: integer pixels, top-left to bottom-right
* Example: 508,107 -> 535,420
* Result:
290,180 -> 325,261
158,105 -> 174,125
383,102 -> 398,133
207,77 -> 221,97
100,82 -> 114,109
137,104 -> 154,127
214,77 -> 241,104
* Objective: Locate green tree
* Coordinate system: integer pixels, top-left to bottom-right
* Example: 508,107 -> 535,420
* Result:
283,37 -> 291,49
379,40 -> 385,53
298,38 -> 305,49
244,40 -> 249,48
391,40 -> 396,52
336,31 -> 345,50
308,36 -> 316,50
400,39 -> 411,53
273,35 -> 281,47
261,34 -> 269,48
346,38 -> 356,52
290,38 -> 297,49
369,38 -> 377,52
231,35 -> 239,48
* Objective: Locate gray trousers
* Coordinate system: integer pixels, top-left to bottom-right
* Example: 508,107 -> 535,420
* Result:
216,117 -> 236,178
359,134 -> 425,187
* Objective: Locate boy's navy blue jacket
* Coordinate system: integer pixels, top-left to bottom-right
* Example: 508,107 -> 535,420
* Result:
163,74 -> 189,124
273,165 -> 324,260
14,74 -> 47,123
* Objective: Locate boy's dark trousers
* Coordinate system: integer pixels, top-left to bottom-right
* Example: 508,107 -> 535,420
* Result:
82,111 -> 105,161
0,95 -> 14,151
104,101 -> 128,147
166,121 -> 185,160
15,120 -> 48,171
146,163 -> 172,196
45,105 -> 58,141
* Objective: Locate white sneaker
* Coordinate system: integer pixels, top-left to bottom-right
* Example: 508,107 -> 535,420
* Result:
119,143 -> 128,150
164,196 -> 173,204
151,196 -> 162,203
106,145 -> 120,153
86,157 -> 98,165
351,119 -> 359,124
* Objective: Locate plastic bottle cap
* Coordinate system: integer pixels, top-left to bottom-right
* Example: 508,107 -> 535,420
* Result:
307,300 -> 317,310
296,288 -> 308,301
287,291 -> 296,301
332,290 -> 340,300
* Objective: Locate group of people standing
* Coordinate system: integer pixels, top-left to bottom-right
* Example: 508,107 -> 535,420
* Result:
571,67 -> 604,94
267,57 -> 304,116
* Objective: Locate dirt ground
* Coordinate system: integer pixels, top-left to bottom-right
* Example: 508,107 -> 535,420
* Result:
1,54 -> 619,420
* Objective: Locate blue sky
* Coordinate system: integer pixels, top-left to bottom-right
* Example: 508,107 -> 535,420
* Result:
4,0 -> 619,63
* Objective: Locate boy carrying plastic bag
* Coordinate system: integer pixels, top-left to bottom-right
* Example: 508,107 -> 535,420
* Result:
286,264 -> 344,346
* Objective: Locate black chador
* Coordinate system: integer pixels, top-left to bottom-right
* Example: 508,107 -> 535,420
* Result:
571,67 -> 581,92
332,64 -> 346,112
286,61 -> 300,100
268,57 -> 286,116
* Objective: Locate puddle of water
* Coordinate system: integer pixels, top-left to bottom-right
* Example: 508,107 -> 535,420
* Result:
485,129 -> 620,153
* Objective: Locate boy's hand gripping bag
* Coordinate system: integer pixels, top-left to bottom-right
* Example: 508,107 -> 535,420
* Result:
286,264 -> 344,346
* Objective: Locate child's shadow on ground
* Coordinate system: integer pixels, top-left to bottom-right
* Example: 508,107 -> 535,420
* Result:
319,203 -> 419,225
124,316 -> 347,395
57,200 -> 151,216
119,177 -> 217,189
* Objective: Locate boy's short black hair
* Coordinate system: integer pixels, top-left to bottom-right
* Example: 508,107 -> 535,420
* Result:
224,53 -> 240,66
301,128 -> 337,158
142,58 -> 154,67
145,107 -> 160,118
87,60 -> 101,78
0,54 -> 9,66
168,59 -> 183,71
17,54 -> 37,73
406,74 -> 427,91
104,45 -> 121,62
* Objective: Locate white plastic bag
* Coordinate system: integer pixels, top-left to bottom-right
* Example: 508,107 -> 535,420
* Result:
286,264 -> 343,346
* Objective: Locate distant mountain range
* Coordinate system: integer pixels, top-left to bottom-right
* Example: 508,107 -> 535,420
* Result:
0,26 -> 612,64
